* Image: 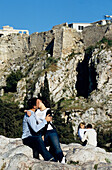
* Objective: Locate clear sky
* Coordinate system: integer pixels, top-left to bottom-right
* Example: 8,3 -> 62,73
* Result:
0,0 -> 112,34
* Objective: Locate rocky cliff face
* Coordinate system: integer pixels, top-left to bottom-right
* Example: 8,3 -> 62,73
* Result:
0,23 -> 112,137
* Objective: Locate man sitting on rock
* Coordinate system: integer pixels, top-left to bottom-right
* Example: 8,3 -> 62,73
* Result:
81,124 -> 97,147
22,98 -> 55,161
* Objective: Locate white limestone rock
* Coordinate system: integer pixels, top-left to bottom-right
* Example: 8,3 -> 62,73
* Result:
0,135 -> 112,169
66,144 -> 112,165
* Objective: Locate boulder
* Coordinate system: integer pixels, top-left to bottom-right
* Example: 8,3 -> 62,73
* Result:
0,135 -> 112,169
66,144 -> 112,165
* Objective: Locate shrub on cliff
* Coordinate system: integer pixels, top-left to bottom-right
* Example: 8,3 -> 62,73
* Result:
5,70 -> 23,92
98,37 -> 112,47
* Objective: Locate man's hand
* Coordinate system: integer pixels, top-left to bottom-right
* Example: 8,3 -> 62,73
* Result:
45,114 -> 52,122
24,110 -> 31,117
42,136 -> 44,141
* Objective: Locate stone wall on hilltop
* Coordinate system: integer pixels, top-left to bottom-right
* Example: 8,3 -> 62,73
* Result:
0,33 -> 29,87
82,24 -> 112,48
28,30 -> 54,54
82,25 -> 108,48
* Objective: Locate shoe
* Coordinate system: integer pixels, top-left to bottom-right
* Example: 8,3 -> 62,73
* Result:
61,156 -> 66,164
49,157 -> 56,162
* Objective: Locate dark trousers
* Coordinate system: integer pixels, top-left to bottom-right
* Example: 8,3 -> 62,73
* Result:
22,135 -> 53,161
44,129 -> 64,162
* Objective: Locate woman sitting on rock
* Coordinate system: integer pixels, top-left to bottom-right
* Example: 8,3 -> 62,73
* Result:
78,122 -> 88,146
78,122 -> 86,140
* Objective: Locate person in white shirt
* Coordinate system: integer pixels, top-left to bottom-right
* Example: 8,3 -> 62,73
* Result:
81,124 -> 97,147
78,122 -> 86,140
78,122 -> 89,146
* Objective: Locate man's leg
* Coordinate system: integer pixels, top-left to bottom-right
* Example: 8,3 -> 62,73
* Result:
44,129 -> 64,162
23,137 -> 39,159
22,135 -> 53,161
32,148 -> 39,159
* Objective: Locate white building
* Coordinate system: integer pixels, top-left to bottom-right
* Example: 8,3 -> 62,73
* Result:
92,20 -> 108,26
0,25 -> 29,37
68,23 -> 91,32
68,16 -> 112,32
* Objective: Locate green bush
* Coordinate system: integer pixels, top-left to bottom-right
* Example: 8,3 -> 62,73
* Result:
46,56 -> 58,68
96,123 -> 112,152
53,109 -> 74,144
98,37 -> 112,47
5,70 -> 23,92
0,99 -> 24,138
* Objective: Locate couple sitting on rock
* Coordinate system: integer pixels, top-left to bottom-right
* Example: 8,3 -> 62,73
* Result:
22,97 -> 65,163
78,122 -> 97,147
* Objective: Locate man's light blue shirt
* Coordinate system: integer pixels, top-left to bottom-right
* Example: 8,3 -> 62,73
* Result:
22,110 -> 47,139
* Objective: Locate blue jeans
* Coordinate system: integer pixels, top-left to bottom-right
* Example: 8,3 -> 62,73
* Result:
22,135 -> 53,161
44,129 -> 64,162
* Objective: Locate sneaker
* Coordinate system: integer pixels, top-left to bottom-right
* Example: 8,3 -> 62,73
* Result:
61,156 -> 66,164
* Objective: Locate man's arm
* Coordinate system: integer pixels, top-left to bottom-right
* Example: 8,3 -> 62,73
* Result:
81,131 -> 88,142
27,113 -> 52,133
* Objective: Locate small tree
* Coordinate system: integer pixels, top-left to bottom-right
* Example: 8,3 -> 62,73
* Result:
53,109 -> 74,144
53,99 -> 74,144
40,72 -> 51,107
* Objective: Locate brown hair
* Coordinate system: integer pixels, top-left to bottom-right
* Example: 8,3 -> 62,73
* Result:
27,97 -> 38,109
78,122 -> 86,130
37,95 -> 50,108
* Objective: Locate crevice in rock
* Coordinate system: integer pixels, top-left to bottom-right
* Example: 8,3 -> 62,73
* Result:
45,39 -> 54,56
88,59 -> 97,95
76,47 -> 97,98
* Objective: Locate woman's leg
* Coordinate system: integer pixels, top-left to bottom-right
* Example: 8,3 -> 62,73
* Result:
44,129 -> 64,162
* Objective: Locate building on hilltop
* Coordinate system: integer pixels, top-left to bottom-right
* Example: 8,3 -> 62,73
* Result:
68,23 -> 91,32
52,22 -> 91,32
52,19 -> 110,33
68,19 -> 112,32
0,25 -> 29,37
92,19 -> 111,26
68,16 -> 112,32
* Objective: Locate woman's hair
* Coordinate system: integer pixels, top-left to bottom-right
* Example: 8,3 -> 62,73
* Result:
37,95 -> 50,108
27,97 -> 38,109
78,122 -> 86,130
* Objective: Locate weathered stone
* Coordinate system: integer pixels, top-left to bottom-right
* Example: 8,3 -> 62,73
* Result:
15,78 -> 26,108
0,135 -> 112,170
82,25 -> 108,48
66,144 -> 112,165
